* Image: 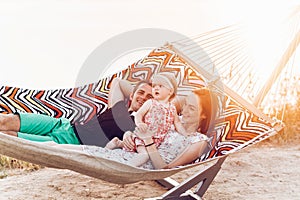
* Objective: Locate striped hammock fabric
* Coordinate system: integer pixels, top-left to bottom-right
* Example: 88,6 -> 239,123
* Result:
0,46 -> 282,184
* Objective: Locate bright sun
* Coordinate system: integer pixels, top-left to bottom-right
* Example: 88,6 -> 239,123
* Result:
241,2 -> 297,77
237,1 -> 300,111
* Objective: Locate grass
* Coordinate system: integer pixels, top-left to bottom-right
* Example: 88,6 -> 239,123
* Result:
267,101 -> 300,145
0,156 -> 40,170
266,121 -> 300,145
0,156 -> 41,179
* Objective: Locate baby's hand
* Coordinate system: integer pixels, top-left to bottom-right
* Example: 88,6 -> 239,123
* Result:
137,123 -> 148,133
134,126 -> 155,140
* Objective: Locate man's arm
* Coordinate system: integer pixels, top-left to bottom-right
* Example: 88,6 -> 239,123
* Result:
108,78 -> 133,108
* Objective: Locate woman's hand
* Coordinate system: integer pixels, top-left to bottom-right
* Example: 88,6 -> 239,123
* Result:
122,131 -> 135,150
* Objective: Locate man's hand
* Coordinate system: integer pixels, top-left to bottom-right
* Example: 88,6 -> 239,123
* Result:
122,131 -> 135,150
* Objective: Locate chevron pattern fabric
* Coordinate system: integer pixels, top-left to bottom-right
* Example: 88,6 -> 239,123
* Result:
0,46 -> 276,161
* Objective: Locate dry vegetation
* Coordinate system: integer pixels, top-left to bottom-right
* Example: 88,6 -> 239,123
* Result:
0,156 -> 41,179
267,98 -> 300,145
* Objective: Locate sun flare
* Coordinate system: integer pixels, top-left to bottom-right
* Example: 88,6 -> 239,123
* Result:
241,2 -> 297,77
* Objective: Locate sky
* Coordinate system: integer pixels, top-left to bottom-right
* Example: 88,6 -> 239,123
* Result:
0,0 -> 299,90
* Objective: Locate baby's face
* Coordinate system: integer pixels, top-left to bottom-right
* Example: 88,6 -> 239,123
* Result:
152,81 -> 173,101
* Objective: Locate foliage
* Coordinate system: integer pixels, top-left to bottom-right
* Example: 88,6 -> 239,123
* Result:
0,155 -> 41,178
268,97 -> 300,144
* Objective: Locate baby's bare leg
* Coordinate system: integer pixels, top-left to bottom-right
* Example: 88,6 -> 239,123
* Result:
105,137 -> 124,149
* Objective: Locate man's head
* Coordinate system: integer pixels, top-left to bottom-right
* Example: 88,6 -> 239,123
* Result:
129,80 -> 152,112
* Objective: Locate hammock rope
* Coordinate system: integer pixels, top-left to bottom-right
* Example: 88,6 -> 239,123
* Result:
170,14 -> 300,114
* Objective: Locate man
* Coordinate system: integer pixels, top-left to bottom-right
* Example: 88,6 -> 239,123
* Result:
73,78 -> 153,146
0,78 -> 152,147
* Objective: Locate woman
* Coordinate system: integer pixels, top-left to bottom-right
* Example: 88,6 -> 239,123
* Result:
55,88 -> 216,169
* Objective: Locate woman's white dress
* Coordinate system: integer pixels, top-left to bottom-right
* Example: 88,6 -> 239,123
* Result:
83,130 -> 208,169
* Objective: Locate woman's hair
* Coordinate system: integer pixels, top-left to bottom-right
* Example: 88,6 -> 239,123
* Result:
193,88 -> 217,134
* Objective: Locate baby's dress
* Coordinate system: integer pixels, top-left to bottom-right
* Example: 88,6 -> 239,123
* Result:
135,99 -> 176,147
83,130 -> 209,170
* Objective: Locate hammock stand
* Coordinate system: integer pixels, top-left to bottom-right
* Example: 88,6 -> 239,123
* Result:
154,156 -> 228,199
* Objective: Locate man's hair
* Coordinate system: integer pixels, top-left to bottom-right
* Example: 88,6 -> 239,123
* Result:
132,80 -> 152,95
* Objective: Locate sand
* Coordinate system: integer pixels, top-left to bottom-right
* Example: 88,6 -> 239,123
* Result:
0,142 -> 299,200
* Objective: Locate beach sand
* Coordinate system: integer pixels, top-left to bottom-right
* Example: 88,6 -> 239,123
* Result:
0,142 -> 299,200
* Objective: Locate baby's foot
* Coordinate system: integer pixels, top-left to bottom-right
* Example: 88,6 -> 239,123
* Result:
105,137 -> 123,149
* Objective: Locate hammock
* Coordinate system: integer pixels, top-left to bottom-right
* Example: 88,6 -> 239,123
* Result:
0,132 -> 189,184
0,25 -> 292,198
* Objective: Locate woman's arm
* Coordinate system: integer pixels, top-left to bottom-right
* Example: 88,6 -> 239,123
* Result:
145,143 -> 168,169
143,136 -> 167,169
108,78 -> 133,108
144,137 -> 208,169
135,129 -> 167,169
166,140 -> 208,169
